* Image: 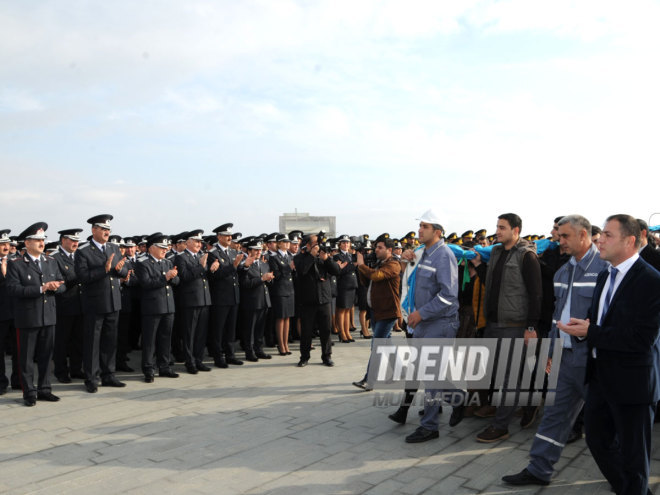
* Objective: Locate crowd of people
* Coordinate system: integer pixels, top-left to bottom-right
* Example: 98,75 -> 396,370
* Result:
1,210 -> 659,494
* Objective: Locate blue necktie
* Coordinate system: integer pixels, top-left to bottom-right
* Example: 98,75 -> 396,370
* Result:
602,267 -> 618,316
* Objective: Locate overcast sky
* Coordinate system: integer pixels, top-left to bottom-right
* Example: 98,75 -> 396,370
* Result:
2,0 -> 659,240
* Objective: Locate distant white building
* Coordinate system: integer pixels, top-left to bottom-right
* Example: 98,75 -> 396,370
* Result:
279,212 -> 336,237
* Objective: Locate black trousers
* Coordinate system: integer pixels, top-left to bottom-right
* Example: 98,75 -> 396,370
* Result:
141,313 -> 174,375
53,313 -> 84,377
16,325 -> 54,399
117,306 -> 141,364
208,304 -> 238,360
0,318 -> 19,390
584,376 -> 656,495
180,306 -> 209,366
240,308 -> 266,355
83,311 -> 119,383
299,303 -> 332,362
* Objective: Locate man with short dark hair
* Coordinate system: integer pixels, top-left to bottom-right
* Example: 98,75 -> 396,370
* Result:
471,212 -> 542,442
560,214 -> 660,495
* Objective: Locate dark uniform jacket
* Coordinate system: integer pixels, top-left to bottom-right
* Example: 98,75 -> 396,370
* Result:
135,256 -> 179,315
268,251 -> 294,297
173,250 -> 212,308
239,261 -> 271,310
52,248 -> 82,316
5,253 -> 65,328
75,241 -> 129,314
207,245 -> 241,306
0,257 -> 13,322
334,251 -> 358,291
294,252 -> 341,306
640,244 -> 660,272
120,257 -> 141,313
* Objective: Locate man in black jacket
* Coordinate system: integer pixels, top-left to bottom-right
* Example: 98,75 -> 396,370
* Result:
135,233 -> 180,382
5,222 -> 65,406
75,214 -> 129,392
52,228 -> 84,383
294,235 -> 341,367
173,229 -> 212,374
0,229 -> 20,395
207,223 -> 245,368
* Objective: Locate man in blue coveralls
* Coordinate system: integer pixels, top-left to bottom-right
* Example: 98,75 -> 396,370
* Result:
405,209 -> 464,443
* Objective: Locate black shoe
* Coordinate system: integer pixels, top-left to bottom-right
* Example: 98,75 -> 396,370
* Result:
186,364 -> 199,374
85,381 -> 98,393
24,396 -> 37,407
352,379 -> 372,391
566,428 -> 583,444
449,405 -> 465,427
520,406 -> 539,429
226,357 -> 244,365
405,427 -> 439,443
214,359 -> 228,369
102,377 -> 126,388
502,468 -> 549,486
255,352 -> 272,360
348,338 -> 355,342
388,407 -> 409,424
297,359 -> 308,367
159,369 -> 179,378
286,351 -> 292,355
56,374 -> 72,384
37,391 -> 60,402
196,363 -> 212,372
361,334 -> 372,339
245,353 -> 259,362
116,363 -> 134,372
70,370 -> 86,380
322,359 -> 334,367
144,375 -> 154,383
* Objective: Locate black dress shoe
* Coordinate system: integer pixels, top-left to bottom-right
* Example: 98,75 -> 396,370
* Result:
56,374 -> 72,384
144,375 -> 154,383
255,352 -> 272,360
388,407 -> 409,424
297,359 -> 308,367
405,427 -> 439,443
352,379 -> 372,391
361,334 -> 373,339
226,357 -> 244,365
348,338 -> 355,342
37,391 -> 60,402
449,405 -> 465,427
502,468 -> 549,486
196,363 -> 212,372
159,369 -> 179,378
186,365 -> 199,374
322,359 -> 334,367
70,370 -> 86,380
116,363 -> 134,372
85,381 -> 98,393
286,351 -> 292,355
214,359 -> 229,369
101,377 -> 126,387
566,428 -> 583,444
24,396 -> 37,407
245,353 -> 259,362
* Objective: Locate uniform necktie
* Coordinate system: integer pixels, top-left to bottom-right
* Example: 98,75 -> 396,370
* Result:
35,258 -> 42,272
602,267 -> 618,316
101,245 -> 106,254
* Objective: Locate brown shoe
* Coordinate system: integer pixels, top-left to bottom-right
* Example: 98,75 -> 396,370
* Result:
476,425 -> 509,443
473,405 -> 497,418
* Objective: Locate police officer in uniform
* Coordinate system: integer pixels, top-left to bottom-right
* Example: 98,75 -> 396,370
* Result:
173,229 -> 212,373
134,233 -> 180,382
0,229 -> 20,394
269,233 -> 295,355
334,234 -> 357,343
52,228 -> 85,383
5,223 -> 65,406
117,236 -> 140,372
75,214 -> 129,392
207,223 -> 245,368
239,239 -> 274,361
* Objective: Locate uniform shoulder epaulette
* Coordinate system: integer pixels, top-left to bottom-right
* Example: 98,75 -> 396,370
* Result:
78,244 -> 90,250
208,247 -> 217,253
138,257 -> 148,263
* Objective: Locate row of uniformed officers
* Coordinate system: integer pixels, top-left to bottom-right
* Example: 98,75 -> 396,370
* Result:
0,214 -> 393,406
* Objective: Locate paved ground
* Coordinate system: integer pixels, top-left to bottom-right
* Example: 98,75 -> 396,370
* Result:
1,332 -> 659,495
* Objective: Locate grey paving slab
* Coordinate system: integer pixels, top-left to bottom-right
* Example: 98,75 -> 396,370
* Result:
2,334 -> 659,495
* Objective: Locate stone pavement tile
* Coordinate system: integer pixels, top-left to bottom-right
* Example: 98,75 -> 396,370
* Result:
419,475 -> 473,495
459,447 -> 530,491
361,478 -> 407,494
397,475 -> 439,495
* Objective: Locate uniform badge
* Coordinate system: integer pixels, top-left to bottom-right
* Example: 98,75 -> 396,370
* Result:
27,274 -> 31,280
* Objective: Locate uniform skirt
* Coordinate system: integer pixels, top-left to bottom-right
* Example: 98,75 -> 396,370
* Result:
336,288 -> 356,309
272,295 -> 295,319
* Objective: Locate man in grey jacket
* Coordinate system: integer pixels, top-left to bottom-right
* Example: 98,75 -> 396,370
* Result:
502,214 -> 609,486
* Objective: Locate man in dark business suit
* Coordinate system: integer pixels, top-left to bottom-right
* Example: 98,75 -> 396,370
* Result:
134,233 -> 180,382
75,214 -> 129,392
559,214 -> 660,495
173,229 -> 212,374
207,223 -> 245,368
5,223 -> 65,406
52,228 -> 85,383
239,239 -> 274,362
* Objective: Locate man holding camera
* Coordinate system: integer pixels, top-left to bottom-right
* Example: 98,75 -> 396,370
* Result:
294,235 -> 341,367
